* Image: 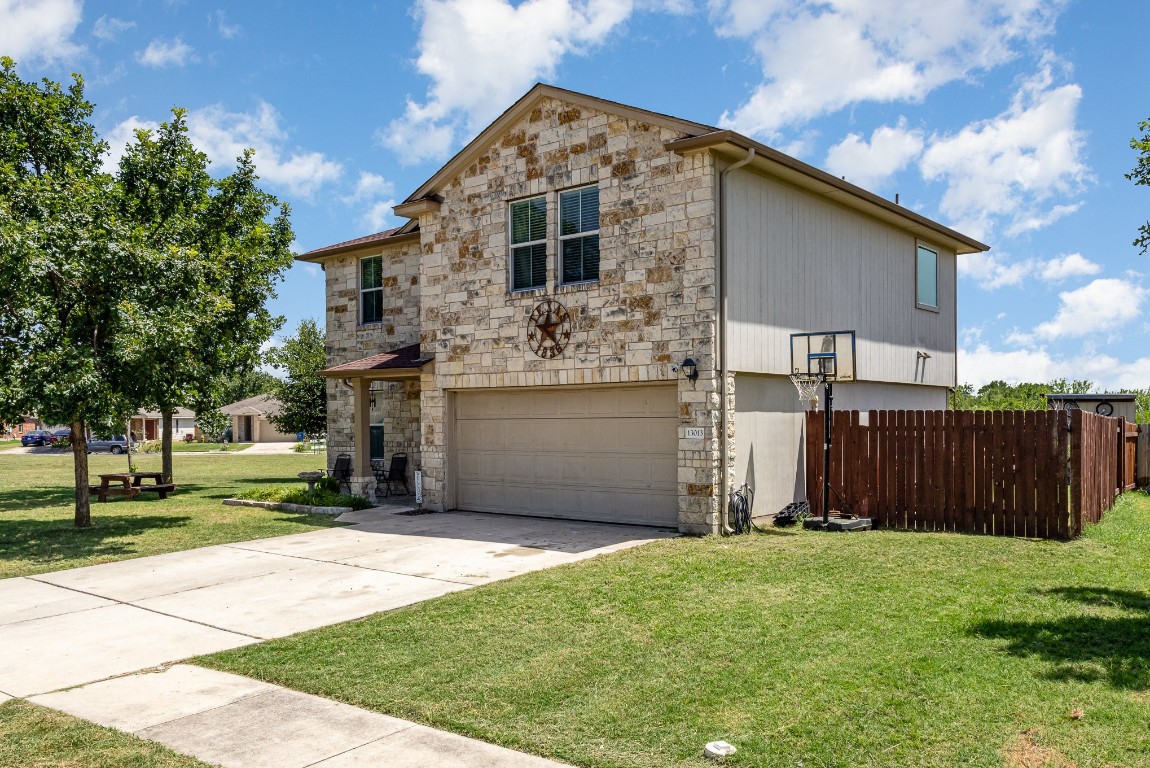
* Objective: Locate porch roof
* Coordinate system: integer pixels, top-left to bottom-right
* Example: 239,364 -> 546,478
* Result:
319,343 -> 433,380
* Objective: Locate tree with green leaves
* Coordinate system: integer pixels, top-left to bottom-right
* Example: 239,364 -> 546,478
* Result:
194,403 -> 229,443
1128,118 -> 1150,254
116,111 -> 294,483
951,379 -> 1094,411
0,58 -> 146,527
266,319 -> 327,440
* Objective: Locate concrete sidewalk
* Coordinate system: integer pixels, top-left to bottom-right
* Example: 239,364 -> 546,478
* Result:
31,665 -> 570,768
2,508 -> 673,766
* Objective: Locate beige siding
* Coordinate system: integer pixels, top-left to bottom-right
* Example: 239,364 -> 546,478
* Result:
733,374 -> 949,518
725,167 -> 956,387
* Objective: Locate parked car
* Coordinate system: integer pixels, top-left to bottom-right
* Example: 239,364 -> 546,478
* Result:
48,428 -> 72,446
20,430 -> 53,447
86,435 -> 135,454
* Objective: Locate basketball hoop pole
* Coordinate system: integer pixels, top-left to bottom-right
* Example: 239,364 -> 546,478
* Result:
823,379 -> 832,525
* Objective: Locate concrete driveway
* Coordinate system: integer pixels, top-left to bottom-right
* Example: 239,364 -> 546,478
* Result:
0,507 -> 674,698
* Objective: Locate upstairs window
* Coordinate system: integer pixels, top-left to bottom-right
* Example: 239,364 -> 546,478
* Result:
360,255 -> 383,324
916,244 -> 938,309
559,185 -> 600,284
510,196 -> 547,291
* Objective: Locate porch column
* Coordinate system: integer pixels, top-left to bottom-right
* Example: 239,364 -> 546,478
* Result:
352,377 -> 372,477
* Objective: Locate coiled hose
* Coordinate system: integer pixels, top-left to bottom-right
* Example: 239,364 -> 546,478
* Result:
728,483 -> 756,534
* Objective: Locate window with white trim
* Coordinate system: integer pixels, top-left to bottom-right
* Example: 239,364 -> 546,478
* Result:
916,243 -> 938,309
559,185 -> 600,284
510,196 -> 547,291
360,255 -> 383,324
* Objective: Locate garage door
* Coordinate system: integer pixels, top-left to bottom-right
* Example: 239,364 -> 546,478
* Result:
453,385 -> 678,527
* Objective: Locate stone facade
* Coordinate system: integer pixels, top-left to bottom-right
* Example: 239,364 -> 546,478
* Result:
413,97 -> 722,533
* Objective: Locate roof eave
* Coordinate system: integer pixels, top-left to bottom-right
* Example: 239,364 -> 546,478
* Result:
666,131 -> 990,255
296,230 -> 422,263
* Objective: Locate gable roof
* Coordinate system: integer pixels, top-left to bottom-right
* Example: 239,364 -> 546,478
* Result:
221,394 -> 282,417
399,83 -> 719,206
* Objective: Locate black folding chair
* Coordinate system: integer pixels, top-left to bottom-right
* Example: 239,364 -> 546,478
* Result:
326,453 -> 353,494
373,452 -> 409,498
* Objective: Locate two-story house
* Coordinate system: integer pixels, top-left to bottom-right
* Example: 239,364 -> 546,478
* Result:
298,84 -> 988,535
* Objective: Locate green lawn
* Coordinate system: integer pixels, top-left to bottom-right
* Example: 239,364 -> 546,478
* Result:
0,700 -> 211,768
0,451 -> 341,578
199,492 -> 1150,768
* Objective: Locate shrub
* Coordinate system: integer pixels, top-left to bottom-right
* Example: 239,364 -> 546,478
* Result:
233,484 -> 371,510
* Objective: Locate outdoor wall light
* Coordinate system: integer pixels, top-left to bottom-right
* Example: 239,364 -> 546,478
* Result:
681,357 -> 699,382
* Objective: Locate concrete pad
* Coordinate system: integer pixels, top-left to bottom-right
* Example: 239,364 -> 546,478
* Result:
339,538 -> 578,585
30,665 -> 278,732
136,686 -> 411,768
134,561 -> 469,638
0,604 -> 254,697
0,577 -> 114,626
313,723 -> 573,768
227,526 -> 435,563
35,545 -> 311,602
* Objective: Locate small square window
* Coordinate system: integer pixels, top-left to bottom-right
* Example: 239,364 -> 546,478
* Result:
559,186 -> 599,284
916,244 -> 938,309
360,255 -> 383,324
510,196 -> 547,291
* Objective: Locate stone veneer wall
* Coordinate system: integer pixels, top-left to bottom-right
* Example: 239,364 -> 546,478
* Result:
411,96 -> 723,533
323,238 -> 422,485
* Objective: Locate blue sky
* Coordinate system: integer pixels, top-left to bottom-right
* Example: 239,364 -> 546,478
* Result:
3,0 -> 1147,390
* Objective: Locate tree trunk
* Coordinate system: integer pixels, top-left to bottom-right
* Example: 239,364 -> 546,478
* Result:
162,409 -> 174,484
71,418 -> 91,528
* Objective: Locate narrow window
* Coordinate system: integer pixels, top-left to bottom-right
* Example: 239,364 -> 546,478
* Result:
360,255 -> 383,324
559,185 -> 600,284
916,244 -> 938,309
510,196 -> 547,291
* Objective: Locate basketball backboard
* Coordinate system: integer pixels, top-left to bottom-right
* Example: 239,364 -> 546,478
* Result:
790,330 -> 856,382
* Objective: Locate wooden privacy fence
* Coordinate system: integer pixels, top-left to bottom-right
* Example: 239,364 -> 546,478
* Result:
804,409 -> 1139,539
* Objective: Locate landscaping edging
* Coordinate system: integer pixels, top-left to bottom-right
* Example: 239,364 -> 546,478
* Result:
223,498 -> 353,516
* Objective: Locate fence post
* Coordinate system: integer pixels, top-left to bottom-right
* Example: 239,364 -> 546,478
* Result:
1068,409 -> 1082,539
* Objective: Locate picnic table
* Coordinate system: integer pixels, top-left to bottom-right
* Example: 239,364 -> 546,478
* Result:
90,472 -> 176,502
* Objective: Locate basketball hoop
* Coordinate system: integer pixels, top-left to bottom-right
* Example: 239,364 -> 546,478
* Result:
790,373 -> 824,411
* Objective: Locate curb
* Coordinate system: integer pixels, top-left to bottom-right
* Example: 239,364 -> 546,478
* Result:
222,498 -> 353,516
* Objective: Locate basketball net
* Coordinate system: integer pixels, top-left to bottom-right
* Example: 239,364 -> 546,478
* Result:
789,373 -> 824,411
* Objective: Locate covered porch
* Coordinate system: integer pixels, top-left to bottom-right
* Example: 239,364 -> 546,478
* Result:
319,344 -> 431,498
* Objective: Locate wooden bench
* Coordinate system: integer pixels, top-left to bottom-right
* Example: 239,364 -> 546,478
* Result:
88,485 -> 142,503
135,483 -> 176,499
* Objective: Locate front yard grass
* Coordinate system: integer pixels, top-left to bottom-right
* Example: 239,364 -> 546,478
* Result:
0,700 -> 210,768
200,491 -> 1150,768
0,452 -> 342,578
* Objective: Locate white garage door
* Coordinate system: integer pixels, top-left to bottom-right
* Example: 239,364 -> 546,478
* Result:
453,385 -> 678,527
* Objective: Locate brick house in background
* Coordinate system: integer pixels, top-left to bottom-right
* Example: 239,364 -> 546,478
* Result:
1,415 -> 37,440
298,84 -> 988,534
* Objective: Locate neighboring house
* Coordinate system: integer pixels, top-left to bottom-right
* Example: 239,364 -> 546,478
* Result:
1,415 -> 37,440
130,408 -> 197,441
221,395 -> 297,443
298,84 -> 988,534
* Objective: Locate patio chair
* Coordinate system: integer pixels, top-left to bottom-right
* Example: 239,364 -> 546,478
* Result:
327,453 -> 353,494
372,452 -> 409,498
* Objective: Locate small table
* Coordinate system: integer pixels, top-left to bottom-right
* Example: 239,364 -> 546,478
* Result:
91,472 -> 175,502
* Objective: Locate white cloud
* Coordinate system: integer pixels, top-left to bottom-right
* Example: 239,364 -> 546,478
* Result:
93,15 -> 135,42
0,0 -> 83,63
342,172 -> 399,232
101,116 -> 161,171
713,0 -> 1064,139
213,10 -> 241,39
1039,252 -> 1100,282
959,343 -> 1150,391
919,61 -> 1089,240
382,0 -> 635,163
1032,278 -> 1147,341
106,103 -> 343,198
959,250 -> 1103,290
824,119 -> 924,190
136,37 -> 196,68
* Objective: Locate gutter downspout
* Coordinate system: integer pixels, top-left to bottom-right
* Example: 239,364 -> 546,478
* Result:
717,147 -> 755,535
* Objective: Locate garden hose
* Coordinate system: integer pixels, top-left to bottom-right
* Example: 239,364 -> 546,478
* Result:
728,484 -> 757,534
